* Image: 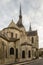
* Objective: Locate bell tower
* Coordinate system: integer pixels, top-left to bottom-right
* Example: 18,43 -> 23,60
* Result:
16,4 -> 24,27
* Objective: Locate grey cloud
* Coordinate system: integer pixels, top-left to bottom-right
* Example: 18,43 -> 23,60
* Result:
0,0 -> 43,48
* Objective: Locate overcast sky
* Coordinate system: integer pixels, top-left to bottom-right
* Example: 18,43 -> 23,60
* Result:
0,0 -> 43,48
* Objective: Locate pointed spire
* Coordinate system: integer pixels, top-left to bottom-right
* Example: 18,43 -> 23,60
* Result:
19,3 -> 22,18
16,3 -> 24,28
29,22 -> 32,31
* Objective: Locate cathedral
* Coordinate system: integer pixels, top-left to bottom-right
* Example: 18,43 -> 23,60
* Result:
0,5 -> 39,64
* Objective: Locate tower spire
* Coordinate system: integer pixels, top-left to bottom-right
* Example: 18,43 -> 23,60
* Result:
19,3 -> 22,18
29,22 -> 32,31
16,3 -> 24,27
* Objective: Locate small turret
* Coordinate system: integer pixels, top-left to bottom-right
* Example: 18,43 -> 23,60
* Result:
29,22 -> 32,32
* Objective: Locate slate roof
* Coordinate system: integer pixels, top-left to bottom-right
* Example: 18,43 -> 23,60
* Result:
17,21 -> 24,28
26,30 -> 37,36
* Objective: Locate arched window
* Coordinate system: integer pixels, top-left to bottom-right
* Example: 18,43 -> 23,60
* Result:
32,37 -> 34,43
22,50 -> 25,58
28,50 -> 31,58
10,48 -> 14,55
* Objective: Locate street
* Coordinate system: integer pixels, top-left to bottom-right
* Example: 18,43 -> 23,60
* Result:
2,58 -> 43,65
26,58 -> 43,65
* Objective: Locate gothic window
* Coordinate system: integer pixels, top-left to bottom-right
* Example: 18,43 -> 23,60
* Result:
16,49 -> 18,58
10,48 -> 14,55
32,37 -> 34,43
28,50 -> 31,58
11,32 -> 13,38
22,50 -> 25,58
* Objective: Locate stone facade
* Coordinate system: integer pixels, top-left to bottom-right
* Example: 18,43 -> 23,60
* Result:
0,5 -> 39,64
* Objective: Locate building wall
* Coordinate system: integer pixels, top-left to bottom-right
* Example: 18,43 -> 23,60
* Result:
2,28 -> 21,39
0,24 -> 39,64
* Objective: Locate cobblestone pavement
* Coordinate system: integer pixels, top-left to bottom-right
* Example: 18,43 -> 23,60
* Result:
26,58 -> 43,65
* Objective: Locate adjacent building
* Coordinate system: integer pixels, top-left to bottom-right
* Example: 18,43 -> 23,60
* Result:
39,48 -> 43,57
